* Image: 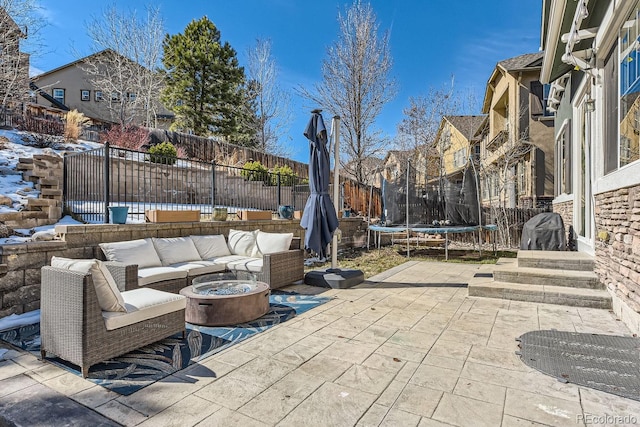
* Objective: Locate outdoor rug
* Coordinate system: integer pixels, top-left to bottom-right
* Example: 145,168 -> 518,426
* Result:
516,330 -> 640,401
0,291 -> 331,395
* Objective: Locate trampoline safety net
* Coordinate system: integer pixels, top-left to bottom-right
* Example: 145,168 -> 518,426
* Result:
382,161 -> 480,227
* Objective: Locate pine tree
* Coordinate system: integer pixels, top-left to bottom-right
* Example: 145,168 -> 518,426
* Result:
161,16 -> 254,141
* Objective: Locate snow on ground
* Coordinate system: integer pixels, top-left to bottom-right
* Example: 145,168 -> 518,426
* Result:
0,129 -> 101,244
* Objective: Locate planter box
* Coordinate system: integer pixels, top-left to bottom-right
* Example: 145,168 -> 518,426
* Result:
237,210 -> 272,221
145,209 -> 200,223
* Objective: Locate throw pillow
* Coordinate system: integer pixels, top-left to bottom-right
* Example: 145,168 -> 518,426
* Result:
152,237 -> 202,265
99,238 -> 162,269
51,256 -> 126,312
227,229 -> 258,257
190,234 -> 232,259
253,231 -> 294,257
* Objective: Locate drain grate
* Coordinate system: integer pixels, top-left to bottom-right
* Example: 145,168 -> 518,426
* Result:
516,330 -> 640,401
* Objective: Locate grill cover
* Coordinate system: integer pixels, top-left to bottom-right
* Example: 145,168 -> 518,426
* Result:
520,212 -> 566,250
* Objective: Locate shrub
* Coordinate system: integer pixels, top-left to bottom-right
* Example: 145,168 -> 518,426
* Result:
63,109 -> 90,141
270,164 -> 297,186
241,160 -> 269,183
100,125 -> 150,150
148,141 -> 178,165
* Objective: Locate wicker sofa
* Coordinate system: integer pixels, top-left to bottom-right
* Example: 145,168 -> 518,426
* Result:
40,260 -> 186,377
96,230 -> 304,293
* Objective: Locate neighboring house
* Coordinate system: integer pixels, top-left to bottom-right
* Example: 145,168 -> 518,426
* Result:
381,150 -> 411,182
480,52 -> 555,209
541,0 -> 640,334
432,115 -> 485,184
31,49 -> 173,128
342,156 -> 384,188
0,7 -> 30,109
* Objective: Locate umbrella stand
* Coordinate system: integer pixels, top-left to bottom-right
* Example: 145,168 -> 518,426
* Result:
303,113 -> 363,289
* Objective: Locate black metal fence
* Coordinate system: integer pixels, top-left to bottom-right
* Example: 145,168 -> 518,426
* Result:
63,143 -> 314,223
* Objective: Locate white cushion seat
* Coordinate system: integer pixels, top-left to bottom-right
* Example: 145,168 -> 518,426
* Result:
137,267 -> 187,286
169,261 -> 226,276
224,257 -> 264,273
102,288 -> 186,330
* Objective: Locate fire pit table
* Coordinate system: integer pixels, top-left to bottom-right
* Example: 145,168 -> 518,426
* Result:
180,273 -> 270,326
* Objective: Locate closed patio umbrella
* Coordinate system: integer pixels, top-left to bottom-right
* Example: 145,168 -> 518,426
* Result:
300,109 -> 338,259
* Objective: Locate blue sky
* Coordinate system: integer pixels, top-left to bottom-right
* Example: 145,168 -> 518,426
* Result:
32,0 -> 543,163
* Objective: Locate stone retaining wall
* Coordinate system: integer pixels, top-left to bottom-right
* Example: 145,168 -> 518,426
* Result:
0,218 -> 367,317
552,199 -> 573,238
594,185 -> 640,334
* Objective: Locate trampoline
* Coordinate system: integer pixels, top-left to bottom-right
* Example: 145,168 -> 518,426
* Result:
367,158 -> 497,259
369,224 -> 498,260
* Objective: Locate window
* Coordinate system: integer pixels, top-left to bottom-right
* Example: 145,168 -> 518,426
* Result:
81,90 -> 90,101
52,88 -> 65,105
453,148 -> 467,168
111,92 -> 120,102
530,81 -> 553,117
516,161 -> 525,194
618,3 -> 640,168
555,120 -> 572,195
127,92 -> 136,102
95,91 -> 103,101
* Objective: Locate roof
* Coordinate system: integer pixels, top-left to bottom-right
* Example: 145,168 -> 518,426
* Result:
498,52 -> 544,72
444,115 -> 487,137
482,52 -> 544,113
31,49 -> 136,79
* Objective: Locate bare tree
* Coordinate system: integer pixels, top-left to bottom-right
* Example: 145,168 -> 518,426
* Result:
245,38 -> 291,156
80,4 -> 165,126
299,0 -> 397,185
0,0 -> 45,110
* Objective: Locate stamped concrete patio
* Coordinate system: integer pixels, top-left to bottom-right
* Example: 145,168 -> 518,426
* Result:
1,260 -> 639,426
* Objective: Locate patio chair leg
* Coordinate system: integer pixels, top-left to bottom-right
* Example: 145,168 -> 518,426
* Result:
81,366 -> 89,378
182,329 -> 186,339
40,349 -> 46,361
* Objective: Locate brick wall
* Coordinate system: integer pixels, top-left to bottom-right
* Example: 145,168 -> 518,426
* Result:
594,185 -> 640,334
0,218 -> 366,316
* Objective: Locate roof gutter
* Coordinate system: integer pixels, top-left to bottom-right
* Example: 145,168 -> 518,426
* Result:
541,0 -> 568,83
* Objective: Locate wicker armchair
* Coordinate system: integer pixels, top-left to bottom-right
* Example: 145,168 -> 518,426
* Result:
40,263 -> 186,377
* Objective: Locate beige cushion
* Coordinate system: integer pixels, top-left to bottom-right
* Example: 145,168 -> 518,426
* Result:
102,288 -> 186,330
169,261 -> 226,276
137,267 -> 187,286
99,238 -> 162,269
253,231 -> 294,257
51,256 -> 126,313
227,229 -> 258,257
152,237 -> 202,266
190,235 -> 231,259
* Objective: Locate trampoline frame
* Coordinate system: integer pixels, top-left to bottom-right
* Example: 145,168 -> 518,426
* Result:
368,224 -> 498,260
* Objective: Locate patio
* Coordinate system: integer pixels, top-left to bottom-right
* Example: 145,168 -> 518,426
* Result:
1,260 -> 638,426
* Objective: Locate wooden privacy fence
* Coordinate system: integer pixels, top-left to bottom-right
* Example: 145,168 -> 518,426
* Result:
342,179 -> 382,219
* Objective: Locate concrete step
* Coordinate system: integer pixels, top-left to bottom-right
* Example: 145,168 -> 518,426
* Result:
468,280 -> 611,309
41,189 -> 63,197
517,250 -> 594,271
493,262 -> 601,289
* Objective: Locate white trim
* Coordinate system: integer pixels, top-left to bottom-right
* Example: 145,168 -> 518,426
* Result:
594,161 -> 640,194
553,193 -> 574,204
